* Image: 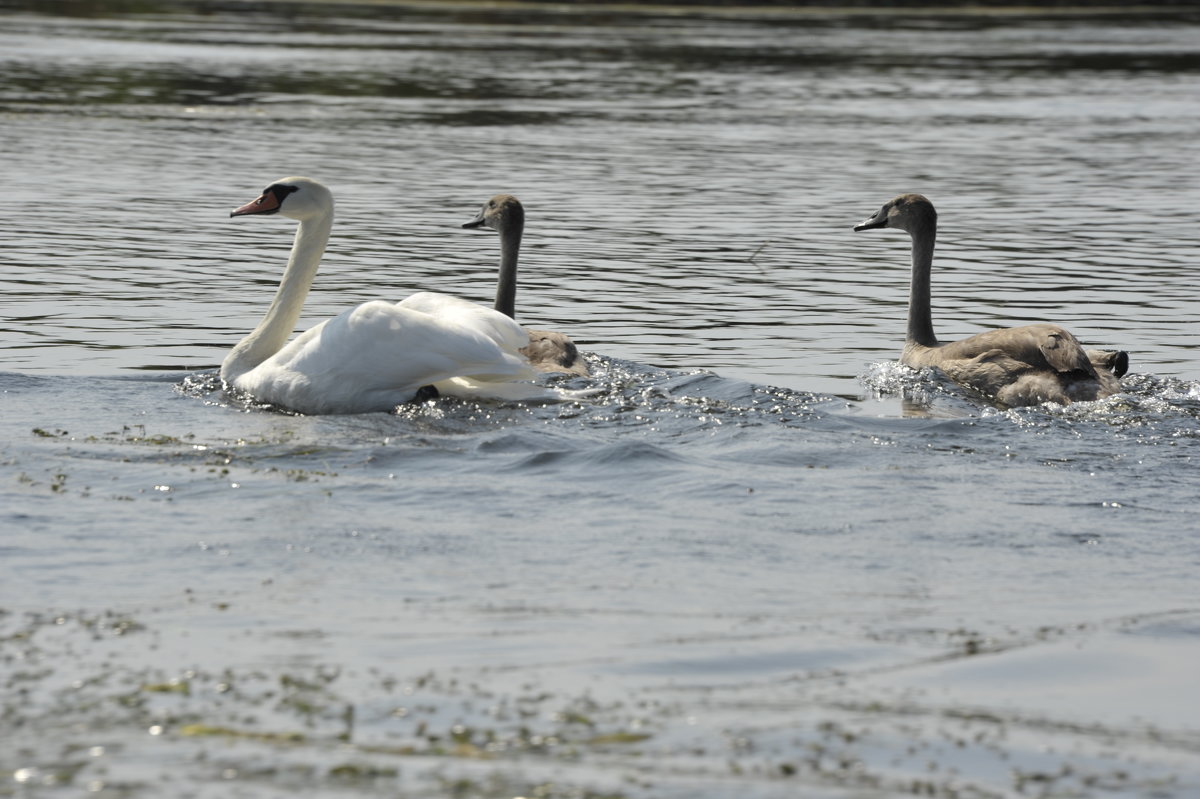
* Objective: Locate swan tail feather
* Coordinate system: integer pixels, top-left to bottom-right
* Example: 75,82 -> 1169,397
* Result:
1087,348 -> 1130,378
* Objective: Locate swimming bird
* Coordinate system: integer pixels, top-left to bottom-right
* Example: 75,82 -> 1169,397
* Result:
463,194 -> 589,377
220,177 -> 567,414
853,193 -> 1128,407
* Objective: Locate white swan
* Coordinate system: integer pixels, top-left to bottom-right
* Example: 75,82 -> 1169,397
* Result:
462,194 -> 589,377
220,177 -> 569,414
854,193 -> 1128,407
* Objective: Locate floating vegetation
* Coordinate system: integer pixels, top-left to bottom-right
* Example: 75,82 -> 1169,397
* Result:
6,602 -> 1190,799
178,724 -> 305,744
328,762 -> 398,780
140,680 -> 190,695
584,732 -> 652,745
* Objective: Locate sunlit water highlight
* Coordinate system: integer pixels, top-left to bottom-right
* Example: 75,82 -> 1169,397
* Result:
2,3 -> 1200,797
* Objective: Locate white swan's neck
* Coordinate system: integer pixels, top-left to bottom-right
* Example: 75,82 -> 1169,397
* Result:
907,217 -> 939,349
221,211 -> 332,381
493,218 -> 523,320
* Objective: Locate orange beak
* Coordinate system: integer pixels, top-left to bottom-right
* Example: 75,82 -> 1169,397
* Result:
231,191 -> 281,217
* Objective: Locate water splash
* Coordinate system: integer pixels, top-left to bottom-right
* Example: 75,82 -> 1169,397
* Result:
175,355 -> 837,433
858,360 -> 985,415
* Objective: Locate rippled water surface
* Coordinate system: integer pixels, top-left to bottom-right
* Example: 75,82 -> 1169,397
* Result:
2,2 -> 1200,797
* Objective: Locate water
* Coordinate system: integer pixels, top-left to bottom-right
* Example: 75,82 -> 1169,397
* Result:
2,2 -> 1200,797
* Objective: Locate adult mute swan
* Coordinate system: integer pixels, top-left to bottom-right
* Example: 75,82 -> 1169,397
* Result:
220,177 -> 568,414
854,193 -> 1128,407
463,194 -> 589,377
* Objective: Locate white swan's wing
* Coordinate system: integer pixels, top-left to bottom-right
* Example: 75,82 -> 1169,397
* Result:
398,292 -> 530,353
235,300 -> 537,414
